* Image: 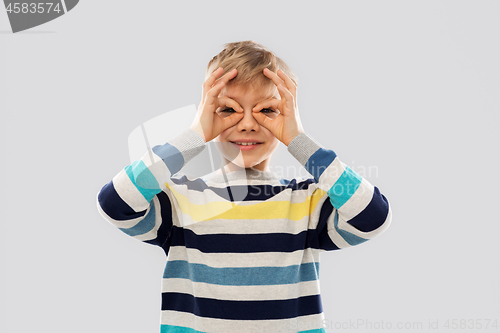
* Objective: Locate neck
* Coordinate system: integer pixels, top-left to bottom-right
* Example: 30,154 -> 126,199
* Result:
218,158 -> 271,174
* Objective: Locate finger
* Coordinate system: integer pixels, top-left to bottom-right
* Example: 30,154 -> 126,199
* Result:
271,84 -> 295,117
276,69 -> 297,96
262,68 -> 286,90
202,67 -> 224,99
205,79 -> 228,109
223,111 -> 245,128
218,96 -> 244,113
276,84 -> 295,112
252,98 -> 281,113
213,68 -> 238,87
252,111 -> 273,131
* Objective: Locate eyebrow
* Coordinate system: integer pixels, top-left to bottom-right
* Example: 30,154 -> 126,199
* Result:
224,94 -> 275,107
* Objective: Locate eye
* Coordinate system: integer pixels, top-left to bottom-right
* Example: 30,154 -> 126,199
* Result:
221,107 -> 236,113
260,108 -> 278,114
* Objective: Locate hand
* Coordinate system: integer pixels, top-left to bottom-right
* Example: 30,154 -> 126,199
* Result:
190,67 -> 244,143
252,68 -> 304,146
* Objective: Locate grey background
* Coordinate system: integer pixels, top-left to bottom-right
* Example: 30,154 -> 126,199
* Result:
1,1 -> 499,332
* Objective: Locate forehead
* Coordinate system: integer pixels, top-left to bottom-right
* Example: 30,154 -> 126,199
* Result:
222,83 -> 277,99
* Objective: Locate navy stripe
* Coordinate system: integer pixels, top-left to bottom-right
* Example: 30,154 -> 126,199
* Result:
161,292 -> 323,320
347,186 -> 389,232
170,175 -> 316,202
170,226 -> 320,253
333,210 -> 368,246
305,148 -> 337,182
315,197 -> 340,251
119,202 -> 156,237
144,191 -> 174,250
97,181 -> 147,221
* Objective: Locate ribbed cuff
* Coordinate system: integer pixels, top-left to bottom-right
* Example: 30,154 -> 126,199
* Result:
168,128 -> 206,164
287,132 -> 323,166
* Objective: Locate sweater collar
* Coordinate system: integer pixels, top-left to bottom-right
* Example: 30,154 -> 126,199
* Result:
202,167 -> 280,183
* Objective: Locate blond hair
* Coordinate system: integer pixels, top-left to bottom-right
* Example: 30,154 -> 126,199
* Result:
206,40 -> 298,92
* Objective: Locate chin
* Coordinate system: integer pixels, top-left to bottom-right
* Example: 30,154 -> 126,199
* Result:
234,160 -> 261,169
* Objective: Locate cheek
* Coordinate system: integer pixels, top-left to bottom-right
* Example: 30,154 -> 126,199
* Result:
262,127 -> 277,142
216,127 -> 231,141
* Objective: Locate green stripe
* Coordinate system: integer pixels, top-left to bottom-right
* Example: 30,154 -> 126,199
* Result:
160,324 -> 326,332
161,324 -> 204,333
327,165 -> 362,208
125,160 -> 161,202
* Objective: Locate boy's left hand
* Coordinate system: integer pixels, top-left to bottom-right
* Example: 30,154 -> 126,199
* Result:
252,68 -> 305,146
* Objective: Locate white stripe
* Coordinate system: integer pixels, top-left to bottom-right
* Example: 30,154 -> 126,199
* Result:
315,157 -> 346,192
96,194 -> 164,241
181,214 -> 312,235
160,310 -> 326,333
141,149 -> 171,191
96,192 -> 148,229
161,278 -> 321,301
112,168 -> 150,212
336,177 -> 374,221
166,246 -> 320,268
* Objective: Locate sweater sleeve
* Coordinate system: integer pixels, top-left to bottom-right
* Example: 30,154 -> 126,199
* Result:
96,128 -> 206,248
287,132 -> 392,251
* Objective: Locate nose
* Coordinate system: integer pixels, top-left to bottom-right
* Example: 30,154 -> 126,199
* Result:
235,109 -> 260,132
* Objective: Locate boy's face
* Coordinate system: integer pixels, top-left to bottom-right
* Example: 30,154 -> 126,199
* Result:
214,83 -> 280,172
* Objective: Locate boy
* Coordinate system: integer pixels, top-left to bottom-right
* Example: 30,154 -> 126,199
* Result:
97,40 -> 392,333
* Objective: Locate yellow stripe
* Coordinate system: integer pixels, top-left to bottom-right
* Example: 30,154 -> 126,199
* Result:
165,182 -> 327,222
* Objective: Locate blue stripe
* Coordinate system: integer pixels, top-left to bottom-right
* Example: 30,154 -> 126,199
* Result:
97,180 -> 147,221
300,329 -> 327,333
152,142 -> 184,175
327,166 -> 362,209
347,186 -> 389,232
119,201 -> 156,237
161,325 -> 203,333
163,260 -> 319,285
334,210 -> 368,246
125,160 -> 161,202
161,292 -> 323,320
279,178 -> 291,185
304,148 -> 337,181
170,226 -> 320,253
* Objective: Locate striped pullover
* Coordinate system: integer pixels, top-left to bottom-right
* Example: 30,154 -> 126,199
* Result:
96,128 -> 392,333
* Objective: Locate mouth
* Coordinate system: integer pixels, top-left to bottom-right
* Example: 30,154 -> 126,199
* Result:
229,141 -> 263,150
229,141 -> 263,146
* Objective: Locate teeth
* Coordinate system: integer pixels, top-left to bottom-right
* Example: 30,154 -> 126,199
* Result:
235,142 -> 259,146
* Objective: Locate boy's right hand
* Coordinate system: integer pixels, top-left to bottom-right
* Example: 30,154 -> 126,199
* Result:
190,67 -> 244,143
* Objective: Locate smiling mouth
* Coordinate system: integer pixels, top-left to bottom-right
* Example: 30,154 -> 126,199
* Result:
230,141 -> 263,146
